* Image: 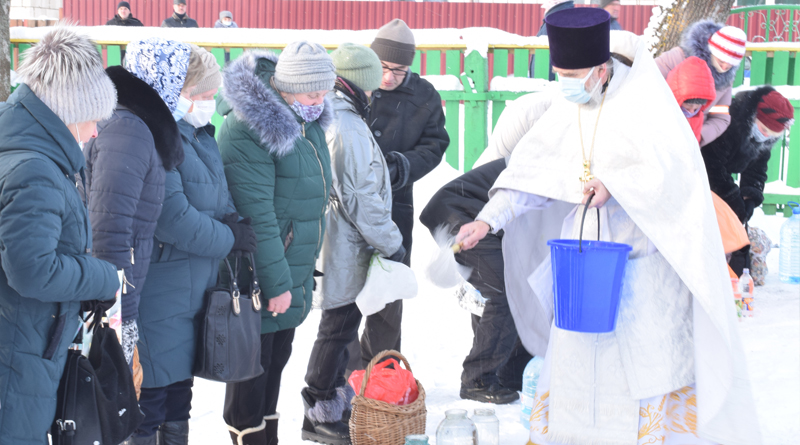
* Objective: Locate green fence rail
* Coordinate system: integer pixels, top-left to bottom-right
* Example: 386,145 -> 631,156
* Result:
8,33 -> 799,216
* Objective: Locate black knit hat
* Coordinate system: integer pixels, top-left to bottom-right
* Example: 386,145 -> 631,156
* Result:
545,8 -> 611,70
117,1 -> 130,9
370,19 -> 416,66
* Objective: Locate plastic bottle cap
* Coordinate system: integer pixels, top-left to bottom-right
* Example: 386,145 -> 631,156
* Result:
743,268 -> 749,274
788,201 -> 800,215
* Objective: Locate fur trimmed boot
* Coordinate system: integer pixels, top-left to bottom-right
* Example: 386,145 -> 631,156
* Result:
301,388 -> 351,445
264,413 -> 279,445
159,421 -> 189,445
228,418 -> 268,445
337,385 -> 355,425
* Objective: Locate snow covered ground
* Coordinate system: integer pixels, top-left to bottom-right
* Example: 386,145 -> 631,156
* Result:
188,162 -> 800,444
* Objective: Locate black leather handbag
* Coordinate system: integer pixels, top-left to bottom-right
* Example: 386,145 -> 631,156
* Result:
194,254 -> 264,382
51,310 -> 143,445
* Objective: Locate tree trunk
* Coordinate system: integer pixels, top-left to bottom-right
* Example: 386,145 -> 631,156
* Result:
648,0 -> 737,58
1,0 -> 10,102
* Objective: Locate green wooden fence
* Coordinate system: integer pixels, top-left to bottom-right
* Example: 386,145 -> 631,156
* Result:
8,35 -> 799,215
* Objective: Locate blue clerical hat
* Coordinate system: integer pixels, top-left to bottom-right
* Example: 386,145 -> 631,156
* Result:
545,8 -> 611,70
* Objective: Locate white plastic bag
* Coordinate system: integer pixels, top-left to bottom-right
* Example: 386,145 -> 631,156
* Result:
356,253 -> 418,316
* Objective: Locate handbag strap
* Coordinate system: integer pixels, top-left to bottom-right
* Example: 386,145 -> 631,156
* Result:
55,351 -> 80,444
222,258 -> 244,315
247,252 -> 262,311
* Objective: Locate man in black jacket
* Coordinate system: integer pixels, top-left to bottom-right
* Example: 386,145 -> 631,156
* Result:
419,159 -> 532,403
161,0 -> 199,28
346,18 -> 450,372
106,2 -> 144,26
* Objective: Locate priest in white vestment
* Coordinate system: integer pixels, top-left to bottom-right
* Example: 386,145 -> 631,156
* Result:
457,8 -> 761,445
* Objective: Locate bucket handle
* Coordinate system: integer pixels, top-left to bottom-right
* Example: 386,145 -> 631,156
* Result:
578,193 -> 601,253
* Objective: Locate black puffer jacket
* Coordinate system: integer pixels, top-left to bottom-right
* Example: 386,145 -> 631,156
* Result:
161,13 -> 198,28
82,67 -> 184,321
106,14 -> 144,26
702,86 -> 780,223
368,72 -> 449,263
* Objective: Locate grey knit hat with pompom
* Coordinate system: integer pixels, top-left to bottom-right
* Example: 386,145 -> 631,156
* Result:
273,41 -> 336,94
17,27 -> 117,125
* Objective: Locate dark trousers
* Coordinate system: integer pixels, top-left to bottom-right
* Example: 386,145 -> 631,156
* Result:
305,303 -> 363,402
223,329 -> 295,430
457,237 -> 532,389
345,299 -> 403,373
135,379 -> 194,437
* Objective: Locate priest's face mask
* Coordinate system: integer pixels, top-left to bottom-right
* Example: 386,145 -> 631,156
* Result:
554,64 -> 606,105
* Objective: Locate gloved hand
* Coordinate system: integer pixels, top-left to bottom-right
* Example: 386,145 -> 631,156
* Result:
743,198 -> 757,223
224,216 -> 258,256
386,160 -> 399,185
81,298 -> 116,314
387,245 -> 407,263
384,151 -> 409,191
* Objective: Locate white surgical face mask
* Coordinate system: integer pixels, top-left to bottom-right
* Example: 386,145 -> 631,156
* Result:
751,122 -> 771,143
75,124 -> 84,150
173,96 -> 192,121
183,99 -> 216,128
559,67 -> 599,104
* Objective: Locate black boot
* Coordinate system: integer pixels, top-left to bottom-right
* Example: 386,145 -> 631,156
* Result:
159,421 -> 189,445
301,389 -> 351,445
460,381 -> 520,404
264,413 -> 279,445
228,418 -> 268,445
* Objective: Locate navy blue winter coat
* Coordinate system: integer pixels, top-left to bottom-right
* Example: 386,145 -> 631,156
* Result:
0,85 -> 119,445
137,119 -> 236,388
82,67 -> 184,322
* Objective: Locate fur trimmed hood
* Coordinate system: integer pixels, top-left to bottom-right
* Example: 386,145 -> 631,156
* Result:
680,20 -> 737,90
221,50 -> 332,157
106,66 -> 184,170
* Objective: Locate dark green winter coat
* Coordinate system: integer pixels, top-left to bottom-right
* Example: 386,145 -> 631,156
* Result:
218,51 -> 332,334
137,120 -> 236,388
0,85 -> 119,445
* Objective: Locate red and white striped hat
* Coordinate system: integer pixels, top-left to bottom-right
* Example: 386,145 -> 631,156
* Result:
708,26 -> 747,66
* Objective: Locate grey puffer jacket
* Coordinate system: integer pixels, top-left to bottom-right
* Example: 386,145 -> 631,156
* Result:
318,91 -> 403,310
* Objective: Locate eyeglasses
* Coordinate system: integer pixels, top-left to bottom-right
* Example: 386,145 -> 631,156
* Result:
381,64 -> 408,78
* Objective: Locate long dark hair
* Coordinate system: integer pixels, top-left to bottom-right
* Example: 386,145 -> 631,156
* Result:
334,77 -> 370,120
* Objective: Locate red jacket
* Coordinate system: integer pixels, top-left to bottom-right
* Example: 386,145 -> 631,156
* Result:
666,56 -> 717,143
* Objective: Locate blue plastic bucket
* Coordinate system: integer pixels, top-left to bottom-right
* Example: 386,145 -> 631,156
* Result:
547,197 -> 632,333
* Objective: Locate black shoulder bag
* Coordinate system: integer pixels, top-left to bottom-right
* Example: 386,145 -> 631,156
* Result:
51,307 -> 143,445
194,253 -> 264,382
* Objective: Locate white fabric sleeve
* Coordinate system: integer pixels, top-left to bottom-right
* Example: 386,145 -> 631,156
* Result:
476,188 -> 554,232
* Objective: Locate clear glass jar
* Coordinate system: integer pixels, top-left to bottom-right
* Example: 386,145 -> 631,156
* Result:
472,408 -> 499,445
436,409 -> 477,445
404,434 -> 430,445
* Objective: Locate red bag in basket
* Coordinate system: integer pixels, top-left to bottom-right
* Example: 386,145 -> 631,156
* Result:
348,358 -> 419,405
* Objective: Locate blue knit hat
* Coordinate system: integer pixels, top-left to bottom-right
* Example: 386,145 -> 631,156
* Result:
125,37 -> 191,113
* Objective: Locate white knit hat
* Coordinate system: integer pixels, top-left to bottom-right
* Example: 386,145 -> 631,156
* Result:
708,26 -> 747,66
17,27 -> 116,125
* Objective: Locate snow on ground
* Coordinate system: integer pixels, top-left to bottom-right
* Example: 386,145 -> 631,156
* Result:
189,162 -> 799,444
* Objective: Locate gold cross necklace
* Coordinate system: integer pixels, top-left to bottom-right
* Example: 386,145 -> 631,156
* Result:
578,87 -> 608,191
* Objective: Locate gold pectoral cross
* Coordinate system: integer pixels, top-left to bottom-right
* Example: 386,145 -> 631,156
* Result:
579,160 -> 594,190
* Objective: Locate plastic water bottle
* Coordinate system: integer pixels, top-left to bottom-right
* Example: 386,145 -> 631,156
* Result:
740,269 -> 755,317
731,277 -> 742,318
520,356 -> 544,429
779,202 -> 800,284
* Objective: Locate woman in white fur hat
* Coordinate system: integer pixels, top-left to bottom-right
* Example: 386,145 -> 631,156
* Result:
0,27 -> 121,445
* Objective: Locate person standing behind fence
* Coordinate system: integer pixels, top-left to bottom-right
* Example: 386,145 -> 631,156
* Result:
107,2 -> 144,26
125,39 -> 256,445
655,21 -> 747,147
0,27 -> 121,445
215,10 -> 238,28
162,0 -> 199,28
301,43 -> 405,445
596,0 -> 623,31
218,42 -> 335,445
80,46 -> 185,374
344,18 -> 450,374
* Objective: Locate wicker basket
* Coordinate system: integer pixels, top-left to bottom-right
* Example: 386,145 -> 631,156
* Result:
349,350 -> 427,445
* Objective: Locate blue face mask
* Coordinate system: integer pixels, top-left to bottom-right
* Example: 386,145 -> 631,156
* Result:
751,122 -> 771,143
559,67 -> 597,104
681,106 -> 701,118
290,100 -> 325,123
173,96 -> 192,121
